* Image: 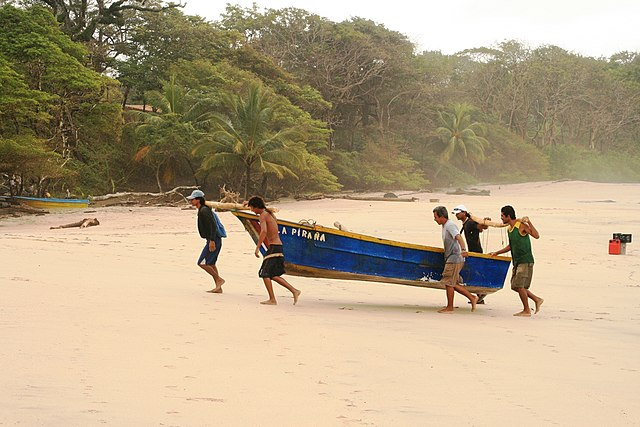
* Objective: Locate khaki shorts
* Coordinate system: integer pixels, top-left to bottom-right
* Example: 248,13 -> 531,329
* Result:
511,263 -> 534,289
441,262 -> 463,287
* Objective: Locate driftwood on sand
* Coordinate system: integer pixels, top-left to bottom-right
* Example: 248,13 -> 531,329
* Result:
219,184 -> 241,203
0,203 -> 48,218
331,195 -> 418,202
295,193 -> 325,201
50,218 -> 100,229
91,186 -> 197,207
446,188 -> 490,196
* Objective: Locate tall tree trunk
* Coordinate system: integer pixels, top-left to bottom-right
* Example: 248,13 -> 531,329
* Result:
185,159 -> 200,187
155,165 -> 163,192
244,163 -> 252,199
260,174 -> 268,198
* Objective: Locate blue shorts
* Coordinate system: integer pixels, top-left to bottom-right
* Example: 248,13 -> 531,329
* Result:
197,238 -> 222,265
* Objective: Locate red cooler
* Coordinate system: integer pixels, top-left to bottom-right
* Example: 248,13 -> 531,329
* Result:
609,239 -> 621,255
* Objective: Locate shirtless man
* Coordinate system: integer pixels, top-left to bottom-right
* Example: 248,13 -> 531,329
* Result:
247,196 -> 301,305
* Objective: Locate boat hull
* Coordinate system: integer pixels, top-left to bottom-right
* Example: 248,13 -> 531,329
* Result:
233,211 -> 511,294
13,196 -> 89,209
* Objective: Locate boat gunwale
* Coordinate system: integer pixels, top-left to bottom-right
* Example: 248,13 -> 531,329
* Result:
231,210 -> 511,262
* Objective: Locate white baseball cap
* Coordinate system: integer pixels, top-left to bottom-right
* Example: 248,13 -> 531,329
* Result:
452,204 -> 467,214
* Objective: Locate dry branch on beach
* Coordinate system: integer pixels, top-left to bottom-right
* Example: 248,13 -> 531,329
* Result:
90,186 -> 197,207
0,203 -> 48,218
331,195 -> 418,202
446,188 -> 490,196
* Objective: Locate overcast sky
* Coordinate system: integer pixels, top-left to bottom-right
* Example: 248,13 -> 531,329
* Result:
181,0 -> 640,58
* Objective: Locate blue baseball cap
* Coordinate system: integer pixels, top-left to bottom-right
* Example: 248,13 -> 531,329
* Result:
186,189 -> 205,200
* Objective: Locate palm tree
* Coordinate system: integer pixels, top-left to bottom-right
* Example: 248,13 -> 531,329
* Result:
435,103 -> 488,175
194,83 -> 301,199
131,75 -> 216,191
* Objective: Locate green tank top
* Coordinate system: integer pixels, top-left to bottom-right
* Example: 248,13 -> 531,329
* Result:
507,221 -> 534,265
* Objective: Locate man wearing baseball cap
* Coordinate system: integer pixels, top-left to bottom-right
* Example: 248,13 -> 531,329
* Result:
187,189 -> 225,293
452,204 -> 488,303
452,204 -> 486,253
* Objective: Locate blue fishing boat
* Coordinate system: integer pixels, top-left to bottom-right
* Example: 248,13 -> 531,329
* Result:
232,211 -> 511,294
12,196 -> 89,209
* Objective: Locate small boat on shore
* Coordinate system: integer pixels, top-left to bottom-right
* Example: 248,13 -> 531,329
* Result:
12,196 -> 90,209
232,211 -> 511,295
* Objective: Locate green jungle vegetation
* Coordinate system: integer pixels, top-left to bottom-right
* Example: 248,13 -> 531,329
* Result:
1,1 -> 639,199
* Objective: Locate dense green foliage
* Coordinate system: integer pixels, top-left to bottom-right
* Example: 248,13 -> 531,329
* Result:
1,3 -> 639,198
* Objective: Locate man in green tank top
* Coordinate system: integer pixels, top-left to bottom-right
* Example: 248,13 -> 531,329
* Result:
490,205 -> 544,317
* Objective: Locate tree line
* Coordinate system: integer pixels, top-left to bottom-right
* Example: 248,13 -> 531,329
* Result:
1,1 -> 639,199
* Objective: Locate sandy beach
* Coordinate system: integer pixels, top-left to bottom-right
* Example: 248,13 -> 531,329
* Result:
1,180 -> 639,426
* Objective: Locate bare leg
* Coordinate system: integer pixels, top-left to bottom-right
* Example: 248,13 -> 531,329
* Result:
438,286 -> 456,313
211,265 -> 225,288
199,264 -> 224,293
272,276 -> 301,305
513,288 -> 532,316
454,285 -> 478,312
260,278 -> 277,305
526,290 -> 544,313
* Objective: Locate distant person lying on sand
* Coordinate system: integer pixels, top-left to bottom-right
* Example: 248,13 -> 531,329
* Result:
50,218 -> 99,229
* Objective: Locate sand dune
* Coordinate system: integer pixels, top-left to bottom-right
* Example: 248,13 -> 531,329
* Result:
1,181 -> 639,425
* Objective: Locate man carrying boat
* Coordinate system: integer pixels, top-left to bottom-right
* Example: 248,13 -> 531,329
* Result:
187,189 -> 225,293
452,204 -> 488,304
489,205 -> 544,317
433,206 -> 478,313
247,196 -> 301,305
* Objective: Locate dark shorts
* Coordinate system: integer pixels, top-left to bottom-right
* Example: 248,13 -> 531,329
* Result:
259,244 -> 286,278
197,238 -> 222,265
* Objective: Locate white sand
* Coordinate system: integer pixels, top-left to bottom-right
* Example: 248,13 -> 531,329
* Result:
1,181 -> 639,425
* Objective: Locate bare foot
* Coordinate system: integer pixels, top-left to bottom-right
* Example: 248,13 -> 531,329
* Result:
513,311 -> 532,317
215,278 -> 226,287
292,289 -> 301,305
206,287 -> 223,294
470,295 -> 478,312
260,299 -> 277,305
535,298 -> 544,314
438,307 -> 454,314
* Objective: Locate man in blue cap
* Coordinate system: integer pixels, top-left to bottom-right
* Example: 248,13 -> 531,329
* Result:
187,189 -> 225,293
